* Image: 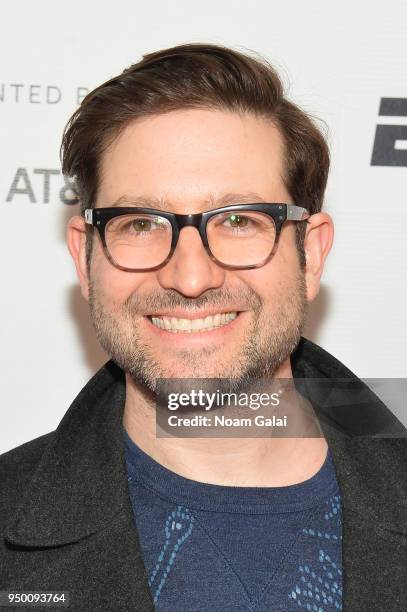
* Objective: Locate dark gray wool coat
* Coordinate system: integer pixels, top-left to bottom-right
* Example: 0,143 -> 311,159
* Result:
1,337 -> 407,611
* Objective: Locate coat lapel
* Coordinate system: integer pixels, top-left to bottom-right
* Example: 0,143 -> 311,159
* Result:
5,361 -> 155,611
328,436 -> 407,610
292,339 -> 407,609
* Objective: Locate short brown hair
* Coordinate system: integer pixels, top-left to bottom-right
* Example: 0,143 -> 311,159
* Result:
61,42 -> 330,267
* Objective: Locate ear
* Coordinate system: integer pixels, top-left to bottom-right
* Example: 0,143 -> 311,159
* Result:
66,215 -> 90,302
303,212 -> 334,302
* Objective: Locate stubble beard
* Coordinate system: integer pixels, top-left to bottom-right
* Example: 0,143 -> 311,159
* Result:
88,272 -> 307,395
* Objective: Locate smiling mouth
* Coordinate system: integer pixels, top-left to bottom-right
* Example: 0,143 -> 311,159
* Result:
147,311 -> 238,333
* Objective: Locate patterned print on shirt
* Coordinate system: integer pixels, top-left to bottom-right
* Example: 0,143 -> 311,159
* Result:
287,494 -> 343,611
148,505 -> 195,604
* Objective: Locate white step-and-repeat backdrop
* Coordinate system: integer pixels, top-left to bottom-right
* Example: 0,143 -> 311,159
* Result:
1,1 -> 406,452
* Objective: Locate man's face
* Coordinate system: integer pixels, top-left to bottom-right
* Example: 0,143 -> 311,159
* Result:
85,109 -> 307,390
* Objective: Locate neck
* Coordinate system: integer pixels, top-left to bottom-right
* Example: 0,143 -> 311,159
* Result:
122,357 -> 328,487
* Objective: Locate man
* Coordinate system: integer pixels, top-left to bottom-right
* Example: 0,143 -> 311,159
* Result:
1,43 -> 406,611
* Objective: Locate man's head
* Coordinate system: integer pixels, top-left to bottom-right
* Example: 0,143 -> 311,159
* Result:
64,43 -> 333,391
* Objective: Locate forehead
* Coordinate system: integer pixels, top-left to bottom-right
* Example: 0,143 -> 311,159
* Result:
97,109 -> 289,211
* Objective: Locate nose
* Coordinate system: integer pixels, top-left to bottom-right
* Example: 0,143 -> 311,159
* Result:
156,226 -> 226,297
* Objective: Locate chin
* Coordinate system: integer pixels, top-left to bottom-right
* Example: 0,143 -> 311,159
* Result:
161,364 -> 224,379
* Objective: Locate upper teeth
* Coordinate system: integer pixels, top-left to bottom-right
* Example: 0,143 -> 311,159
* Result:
150,312 -> 237,332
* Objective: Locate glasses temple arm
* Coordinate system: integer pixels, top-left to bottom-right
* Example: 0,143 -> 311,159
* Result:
84,209 -> 93,224
286,205 -> 310,221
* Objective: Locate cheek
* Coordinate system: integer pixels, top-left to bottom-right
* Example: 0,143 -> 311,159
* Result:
90,244 -> 148,305
238,236 -> 300,304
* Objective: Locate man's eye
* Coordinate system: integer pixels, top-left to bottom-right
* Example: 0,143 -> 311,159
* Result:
130,218 -> 153,232
122,217 -> 167,233
225,214 -> 250,228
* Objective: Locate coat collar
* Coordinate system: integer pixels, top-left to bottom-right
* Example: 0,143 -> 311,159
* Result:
5,337 -> 407,547
291,338 -> 407,535
6,360 -> 128,547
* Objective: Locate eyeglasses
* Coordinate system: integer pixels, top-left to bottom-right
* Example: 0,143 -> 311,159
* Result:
84,203 -> 310,272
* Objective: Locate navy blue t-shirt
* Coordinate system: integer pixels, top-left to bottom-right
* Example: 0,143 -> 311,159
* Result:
124,428 -> 343,611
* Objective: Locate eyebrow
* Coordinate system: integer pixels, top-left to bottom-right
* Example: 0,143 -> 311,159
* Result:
108,192 -> 267,211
